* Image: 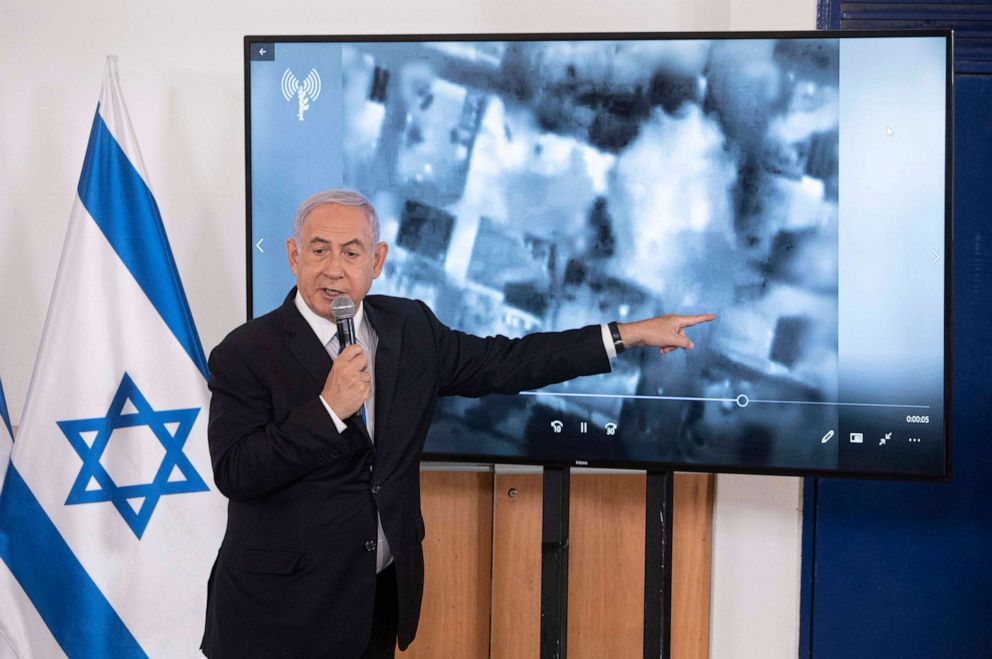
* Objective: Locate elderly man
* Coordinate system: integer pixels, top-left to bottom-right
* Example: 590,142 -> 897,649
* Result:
200,189 -> 714,658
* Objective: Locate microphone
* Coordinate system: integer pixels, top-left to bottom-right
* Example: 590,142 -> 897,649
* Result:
330,295 -> 357,354
330,294 -> 369,433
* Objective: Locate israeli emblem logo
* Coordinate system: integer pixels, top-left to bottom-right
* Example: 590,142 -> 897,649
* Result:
59,373 -> 209,539
281,68 -> 322,122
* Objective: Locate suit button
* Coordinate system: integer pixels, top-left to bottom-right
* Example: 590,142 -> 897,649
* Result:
371,485 -> 381,495
365,540 -> 377,552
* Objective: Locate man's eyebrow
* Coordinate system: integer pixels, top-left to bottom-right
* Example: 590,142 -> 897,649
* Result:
307,237 -> 365,249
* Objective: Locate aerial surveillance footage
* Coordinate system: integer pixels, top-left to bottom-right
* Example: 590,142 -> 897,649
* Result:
248,34 -> 947,476
337,38 -> 840,469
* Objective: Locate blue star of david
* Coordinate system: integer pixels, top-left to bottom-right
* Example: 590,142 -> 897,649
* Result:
58,372 -> 209,539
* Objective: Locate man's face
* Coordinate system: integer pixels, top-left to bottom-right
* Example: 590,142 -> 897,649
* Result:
286,203 -> 388,319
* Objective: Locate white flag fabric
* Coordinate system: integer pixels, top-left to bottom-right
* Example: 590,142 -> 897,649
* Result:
0,57 -> 226,658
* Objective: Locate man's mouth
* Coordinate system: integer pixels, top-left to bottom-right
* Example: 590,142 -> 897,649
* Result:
320,288 -> 346,300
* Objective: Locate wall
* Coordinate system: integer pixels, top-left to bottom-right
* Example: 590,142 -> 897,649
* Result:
711,475 -> 804,658
0,1 -> 814,656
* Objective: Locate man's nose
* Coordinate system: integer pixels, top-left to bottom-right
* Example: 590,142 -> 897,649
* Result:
322,253 -> 344,278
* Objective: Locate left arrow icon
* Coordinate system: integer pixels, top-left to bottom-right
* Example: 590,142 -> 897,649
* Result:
255,238 -> 264,253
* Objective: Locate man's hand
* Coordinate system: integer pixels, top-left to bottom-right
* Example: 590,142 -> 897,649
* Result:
618,314 -> 717,357
322,344 -> 371,419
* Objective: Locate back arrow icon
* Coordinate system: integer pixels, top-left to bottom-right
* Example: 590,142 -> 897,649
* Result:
255,238 -> 264,253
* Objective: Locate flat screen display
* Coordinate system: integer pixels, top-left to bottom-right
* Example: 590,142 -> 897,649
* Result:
245,32 -> 951,479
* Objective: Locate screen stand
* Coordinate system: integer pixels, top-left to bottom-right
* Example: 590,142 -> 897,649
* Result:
643,470 -> 675,659
540,465 -> 570,659
538,468 -> 674,659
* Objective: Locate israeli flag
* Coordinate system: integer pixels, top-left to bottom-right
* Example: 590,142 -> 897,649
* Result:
0,57 -> 226,658
0,377 -> 11,485
1,378 -> 56,659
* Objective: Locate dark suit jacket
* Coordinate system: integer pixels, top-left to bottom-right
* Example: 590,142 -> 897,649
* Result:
201,290 -> 610,658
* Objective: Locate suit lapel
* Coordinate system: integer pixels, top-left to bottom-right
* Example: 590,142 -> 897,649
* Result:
280,290 -> 333,387
364,297 -> 401,449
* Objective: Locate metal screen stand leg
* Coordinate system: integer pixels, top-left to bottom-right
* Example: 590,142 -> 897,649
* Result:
643,470 -> 674,659
540,466 -> 570,659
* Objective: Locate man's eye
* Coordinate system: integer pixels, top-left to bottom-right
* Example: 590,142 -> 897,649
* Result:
345,252 -> 359,258
313,248 -> 327,256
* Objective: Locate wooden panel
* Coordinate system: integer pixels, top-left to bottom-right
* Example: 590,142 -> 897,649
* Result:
672,473 -> 715,659
567,474 -> 647,659
566,473 -> 714,659
490,473 -> 543,659
414,470 -> 714,659
401,471 -> 493,658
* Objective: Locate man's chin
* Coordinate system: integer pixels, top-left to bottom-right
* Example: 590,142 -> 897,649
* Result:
324,290 -> 365,307
301,294 -> 335,320
318,290 -> 346,305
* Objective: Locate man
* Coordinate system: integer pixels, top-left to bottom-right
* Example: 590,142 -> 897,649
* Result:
201,189 -> 714,658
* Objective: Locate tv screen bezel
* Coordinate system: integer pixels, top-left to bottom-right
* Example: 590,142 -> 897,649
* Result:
243,29 -> 953,481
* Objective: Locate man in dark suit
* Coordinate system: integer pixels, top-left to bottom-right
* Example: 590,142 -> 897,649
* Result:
201,190 -> 714,658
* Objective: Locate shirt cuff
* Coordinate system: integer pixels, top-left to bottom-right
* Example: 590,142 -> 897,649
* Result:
319,395 -> 349,433
600,323 -> 617,359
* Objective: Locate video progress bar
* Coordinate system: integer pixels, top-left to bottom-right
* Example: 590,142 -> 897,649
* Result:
520,391 -> 931,410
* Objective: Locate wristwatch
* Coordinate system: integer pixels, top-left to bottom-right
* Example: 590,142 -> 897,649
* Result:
608,321 -> 625,355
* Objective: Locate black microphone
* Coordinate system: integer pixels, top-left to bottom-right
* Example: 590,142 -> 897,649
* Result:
330,295 -> 369,434
330,296 -> 357,354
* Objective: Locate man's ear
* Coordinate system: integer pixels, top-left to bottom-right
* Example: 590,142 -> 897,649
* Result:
286,238 -> 301,276
372,242 -> 389,279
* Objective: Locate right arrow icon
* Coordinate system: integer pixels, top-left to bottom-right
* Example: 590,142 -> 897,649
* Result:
929,248 -> 940,265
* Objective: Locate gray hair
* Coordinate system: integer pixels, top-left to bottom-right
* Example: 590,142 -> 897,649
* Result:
293,189 -> 381,246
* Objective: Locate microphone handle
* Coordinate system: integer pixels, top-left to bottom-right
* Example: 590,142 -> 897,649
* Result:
335,317 -> 357,353
333,316 -> 367,430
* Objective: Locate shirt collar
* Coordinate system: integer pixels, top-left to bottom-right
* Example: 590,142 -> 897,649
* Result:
294,290 -> 366,348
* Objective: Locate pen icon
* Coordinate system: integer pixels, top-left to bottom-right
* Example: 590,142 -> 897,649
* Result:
821,430 -> 835,444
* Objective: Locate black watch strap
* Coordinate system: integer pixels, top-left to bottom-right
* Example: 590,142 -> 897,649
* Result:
608,321 -> 625,355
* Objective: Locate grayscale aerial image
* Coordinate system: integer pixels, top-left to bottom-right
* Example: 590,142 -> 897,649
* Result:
338,38 -> 840,469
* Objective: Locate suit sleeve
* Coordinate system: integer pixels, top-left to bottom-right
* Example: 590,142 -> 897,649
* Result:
206,338 -> 362,501
419,301 -> 613,398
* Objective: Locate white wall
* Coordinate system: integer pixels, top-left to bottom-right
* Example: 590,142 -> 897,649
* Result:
711,475 -> 805,658
0,1 -> 813,656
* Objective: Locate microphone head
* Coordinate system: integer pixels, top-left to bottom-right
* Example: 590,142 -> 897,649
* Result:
330,295 -> 356,321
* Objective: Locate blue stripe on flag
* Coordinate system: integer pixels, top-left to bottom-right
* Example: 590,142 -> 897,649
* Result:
0,465 -> 147,658
0,378 -> 11,436
76,108 -> 209,380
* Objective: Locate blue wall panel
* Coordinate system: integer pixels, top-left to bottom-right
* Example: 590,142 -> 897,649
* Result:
802,73 -> 992,657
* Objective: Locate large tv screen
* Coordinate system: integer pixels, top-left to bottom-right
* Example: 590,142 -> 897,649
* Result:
245,31 -> 951,479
